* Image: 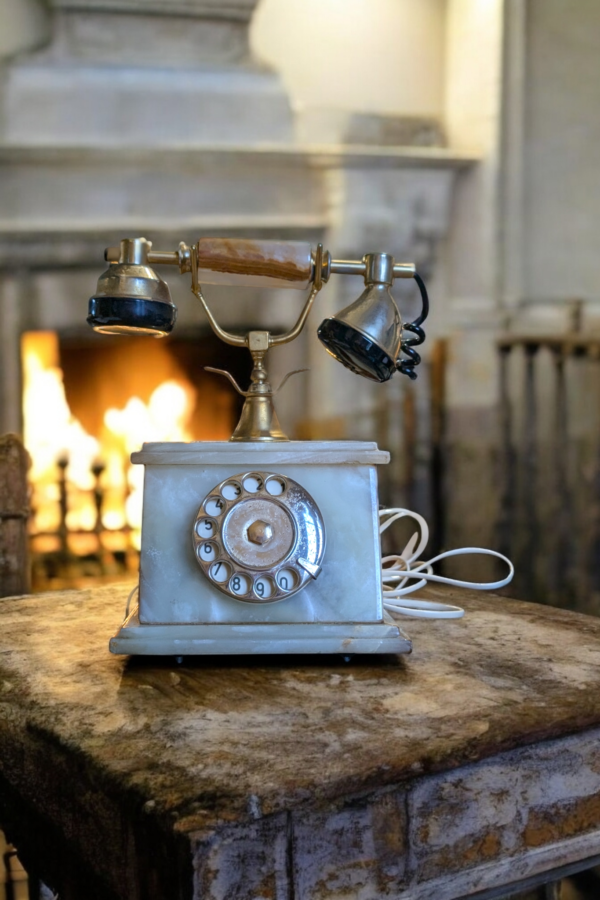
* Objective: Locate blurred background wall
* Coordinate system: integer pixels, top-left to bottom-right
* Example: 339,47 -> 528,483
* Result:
0,0 -> 599,611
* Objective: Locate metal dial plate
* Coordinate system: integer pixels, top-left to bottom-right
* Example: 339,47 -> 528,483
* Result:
192,472 -> 326,603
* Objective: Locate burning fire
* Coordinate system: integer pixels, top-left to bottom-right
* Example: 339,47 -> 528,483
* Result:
22,332 -> 195,551
103,380 -> 195,544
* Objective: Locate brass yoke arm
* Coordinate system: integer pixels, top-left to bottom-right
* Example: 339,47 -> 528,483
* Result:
190,244 -> 246,348
269,244 -> 324,347
268,283 -> 320,347
190,244 -> 326,351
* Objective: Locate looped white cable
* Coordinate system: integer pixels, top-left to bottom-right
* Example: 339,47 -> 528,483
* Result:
379,508 -> 514,619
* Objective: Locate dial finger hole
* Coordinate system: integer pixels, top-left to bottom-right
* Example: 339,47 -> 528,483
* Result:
265,476 -> 286,496
229,573 -> 251,596
242,473 -> 264,493
195,517 -> 217,538
221,481 -> 242,501
276,568 -> 299,593
197,541 -> 218,562
209,560 -> 231,583
254,575 -> 275,600
205,496 -> 226,517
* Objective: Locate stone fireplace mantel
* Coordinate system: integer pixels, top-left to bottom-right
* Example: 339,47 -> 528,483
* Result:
0,143 -> 473,261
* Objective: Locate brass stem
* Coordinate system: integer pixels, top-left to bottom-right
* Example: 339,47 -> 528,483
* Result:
248,349 -> 270,391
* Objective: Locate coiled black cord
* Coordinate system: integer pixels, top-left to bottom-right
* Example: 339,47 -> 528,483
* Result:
397,272 -> 429,380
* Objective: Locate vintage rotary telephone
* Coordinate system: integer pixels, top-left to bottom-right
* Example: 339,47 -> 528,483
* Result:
88,237 -> 513,656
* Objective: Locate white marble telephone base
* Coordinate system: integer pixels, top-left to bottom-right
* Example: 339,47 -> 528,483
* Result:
109,610 -> 412,656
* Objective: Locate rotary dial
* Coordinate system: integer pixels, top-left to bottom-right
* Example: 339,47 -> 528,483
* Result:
192,472 -> 326,603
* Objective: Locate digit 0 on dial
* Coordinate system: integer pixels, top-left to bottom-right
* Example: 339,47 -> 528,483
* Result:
192,472 -> 325,603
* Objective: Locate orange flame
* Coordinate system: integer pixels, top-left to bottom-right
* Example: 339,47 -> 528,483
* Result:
22,332 -> 195,550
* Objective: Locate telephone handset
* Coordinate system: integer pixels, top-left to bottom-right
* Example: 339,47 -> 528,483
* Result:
87,237 -> 512,657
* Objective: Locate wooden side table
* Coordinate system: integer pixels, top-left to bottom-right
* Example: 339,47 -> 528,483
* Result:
0,583 -> 599,899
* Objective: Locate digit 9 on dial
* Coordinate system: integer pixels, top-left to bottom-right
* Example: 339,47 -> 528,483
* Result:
192,472 -> 325,603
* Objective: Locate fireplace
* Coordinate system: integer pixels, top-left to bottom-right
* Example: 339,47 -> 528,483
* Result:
0,0 -> 471,592
22,327 -> 252,588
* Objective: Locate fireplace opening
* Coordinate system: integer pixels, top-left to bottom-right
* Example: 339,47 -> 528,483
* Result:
22,328 -> 252,591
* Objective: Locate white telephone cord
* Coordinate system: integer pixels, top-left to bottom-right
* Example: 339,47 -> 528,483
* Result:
379,508 -> 514,619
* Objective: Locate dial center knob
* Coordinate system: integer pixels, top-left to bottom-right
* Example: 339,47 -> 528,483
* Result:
222,498 -> 295,569
247,520 -> 273,546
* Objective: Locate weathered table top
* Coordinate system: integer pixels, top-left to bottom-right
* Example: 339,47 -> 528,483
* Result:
1,584 -> 600,900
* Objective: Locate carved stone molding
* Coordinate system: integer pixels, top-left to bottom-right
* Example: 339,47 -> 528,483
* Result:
31,0 -> 262,68
48,0 -> 260,22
